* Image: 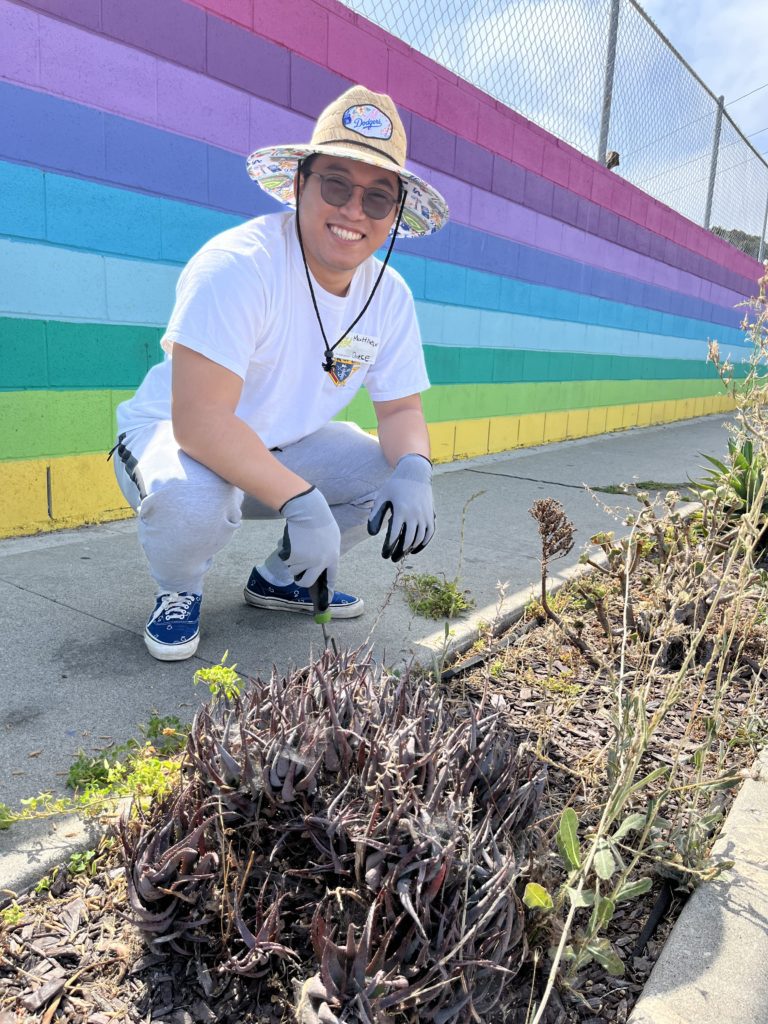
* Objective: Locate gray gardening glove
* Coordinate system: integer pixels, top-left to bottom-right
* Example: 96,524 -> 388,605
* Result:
278,486 -> 340,589
367,453 -> 435,562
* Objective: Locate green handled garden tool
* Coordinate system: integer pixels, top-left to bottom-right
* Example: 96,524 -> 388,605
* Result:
308,570 -> 335,653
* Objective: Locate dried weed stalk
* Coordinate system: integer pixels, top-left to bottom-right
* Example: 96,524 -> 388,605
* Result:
525,275 -> 768,1020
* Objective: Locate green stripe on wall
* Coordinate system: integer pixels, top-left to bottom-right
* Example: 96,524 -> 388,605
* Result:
0,389 -> 126,459
0,379 -> 729,460
342,378 -> 729,429
1,315 -> 735,392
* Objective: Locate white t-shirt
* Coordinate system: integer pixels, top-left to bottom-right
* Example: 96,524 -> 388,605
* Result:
116,211 -> 430,449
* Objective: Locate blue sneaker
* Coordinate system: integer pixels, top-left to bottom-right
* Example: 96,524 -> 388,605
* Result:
244,568 -> 363,618
144,592 -> 202,661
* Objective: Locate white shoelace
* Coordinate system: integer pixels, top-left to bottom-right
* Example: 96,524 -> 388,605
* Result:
151,592 -> 196,623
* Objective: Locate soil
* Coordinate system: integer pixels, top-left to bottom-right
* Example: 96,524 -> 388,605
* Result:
1,533 -> 766,1024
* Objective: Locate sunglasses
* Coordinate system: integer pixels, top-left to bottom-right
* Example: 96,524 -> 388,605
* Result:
303,171 -> 401,220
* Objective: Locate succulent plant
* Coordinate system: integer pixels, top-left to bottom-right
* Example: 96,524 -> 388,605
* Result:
120,649 -> 545,1021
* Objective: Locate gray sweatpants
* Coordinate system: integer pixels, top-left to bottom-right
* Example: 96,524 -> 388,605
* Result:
112,419 -> 391,594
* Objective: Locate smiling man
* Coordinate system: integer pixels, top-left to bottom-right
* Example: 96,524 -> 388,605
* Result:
110,86 -> 449,661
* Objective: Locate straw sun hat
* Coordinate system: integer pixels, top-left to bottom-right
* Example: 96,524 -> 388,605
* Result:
246,85 -> 449,238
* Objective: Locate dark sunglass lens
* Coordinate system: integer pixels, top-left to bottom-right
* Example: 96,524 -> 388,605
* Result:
320,176 -> 353,207
363,190 -> 395,219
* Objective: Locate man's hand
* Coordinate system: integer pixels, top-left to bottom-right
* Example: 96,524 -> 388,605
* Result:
278,486 -> 340,588
367,454 -> 434,562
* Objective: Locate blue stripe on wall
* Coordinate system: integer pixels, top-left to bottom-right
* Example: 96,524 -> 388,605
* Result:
0,160 -> 748,347
0,81 -> 748,331
0,239 -> 749,364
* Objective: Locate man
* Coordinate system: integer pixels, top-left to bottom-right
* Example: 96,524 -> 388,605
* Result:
110,85 -> 449,661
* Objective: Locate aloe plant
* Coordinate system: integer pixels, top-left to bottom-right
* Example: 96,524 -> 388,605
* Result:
120,649 -> 545,1021
692,438 -> 768,551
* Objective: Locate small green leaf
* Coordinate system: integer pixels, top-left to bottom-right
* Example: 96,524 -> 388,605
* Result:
593,839 -> 617,880
557,808 -> 581,872
586,938 -> 625,976
565,886 -> 595,908
629,764 -> 670,794
0,802 -> 18,831
589,895 -> 615,931
704,773 -> 742,791
612,812 -> 647,841
615,877 -> 653,904
523,883 -> 554,911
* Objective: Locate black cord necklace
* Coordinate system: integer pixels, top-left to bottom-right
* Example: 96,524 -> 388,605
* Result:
295,167 -> 407,375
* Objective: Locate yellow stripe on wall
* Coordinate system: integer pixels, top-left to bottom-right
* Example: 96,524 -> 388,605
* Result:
0,453 -> 132,538
0,393 -> 736,538
427,391 -> 735,464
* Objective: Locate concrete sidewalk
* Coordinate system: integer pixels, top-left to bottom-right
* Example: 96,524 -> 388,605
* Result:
0,416 -> 734,894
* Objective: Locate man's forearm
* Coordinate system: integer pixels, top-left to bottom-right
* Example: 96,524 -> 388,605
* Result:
173,406 -> 307,510
376,406 -> 431,466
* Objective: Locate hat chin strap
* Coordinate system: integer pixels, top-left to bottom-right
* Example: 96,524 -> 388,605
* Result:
295,162 -> 407,374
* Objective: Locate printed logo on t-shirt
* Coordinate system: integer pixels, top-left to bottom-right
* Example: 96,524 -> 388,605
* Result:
328,359 -> 360,386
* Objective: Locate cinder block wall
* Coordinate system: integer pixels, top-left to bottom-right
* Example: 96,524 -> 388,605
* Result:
0,0 -> 758,537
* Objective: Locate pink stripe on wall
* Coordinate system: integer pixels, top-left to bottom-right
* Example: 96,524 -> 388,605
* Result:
183,0 -> 760,281
0,3 -> 746,309
5,0 -> 760,283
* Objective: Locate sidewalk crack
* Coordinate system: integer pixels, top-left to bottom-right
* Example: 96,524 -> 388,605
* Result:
465,469 -> 589,491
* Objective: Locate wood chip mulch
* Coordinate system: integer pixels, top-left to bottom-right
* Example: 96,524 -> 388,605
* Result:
2,544 -> 767,1023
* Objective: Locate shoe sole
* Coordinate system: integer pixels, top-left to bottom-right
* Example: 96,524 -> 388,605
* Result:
243,588 -> 364,619
144,629 -> 200,661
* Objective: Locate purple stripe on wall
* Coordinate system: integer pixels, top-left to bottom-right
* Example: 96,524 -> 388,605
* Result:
0,68 -> 751,313
103,0 -> 207,73
0,23 -> 755,304
0,80 -> 743,335
6,0 -> 760,285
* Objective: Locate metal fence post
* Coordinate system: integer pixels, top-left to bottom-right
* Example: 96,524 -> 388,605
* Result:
759,191 -> 768,263
703,95 -> 725,230
597,0 -> 621,166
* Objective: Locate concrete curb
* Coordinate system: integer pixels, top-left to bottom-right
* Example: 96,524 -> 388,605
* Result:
629,746 -> 768,1024
0,814 -> 102,900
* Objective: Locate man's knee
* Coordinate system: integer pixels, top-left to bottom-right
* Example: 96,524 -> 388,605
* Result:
139,472 -> 241,531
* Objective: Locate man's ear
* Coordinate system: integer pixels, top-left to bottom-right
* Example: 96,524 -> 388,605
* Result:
292,170 -> 301,203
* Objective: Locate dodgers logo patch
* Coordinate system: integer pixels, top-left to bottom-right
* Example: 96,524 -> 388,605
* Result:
328,358 -> 360,386
342,104 -> 393,141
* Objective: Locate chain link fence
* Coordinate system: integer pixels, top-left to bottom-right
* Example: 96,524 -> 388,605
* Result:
340,0 -> 768,261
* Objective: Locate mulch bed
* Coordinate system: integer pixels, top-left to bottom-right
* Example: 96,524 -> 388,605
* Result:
2,543 -> 766,1023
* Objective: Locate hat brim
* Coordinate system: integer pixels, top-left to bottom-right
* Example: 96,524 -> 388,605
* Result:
246,144 -> 449,238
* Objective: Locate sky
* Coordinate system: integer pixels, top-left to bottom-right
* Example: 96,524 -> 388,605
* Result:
343,0 -> 768,236
640,0 -> 767,153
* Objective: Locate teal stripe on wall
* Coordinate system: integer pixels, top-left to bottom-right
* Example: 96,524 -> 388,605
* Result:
423,346 -> 739,385
0,316 -> 739,392
0,318 -> 163,389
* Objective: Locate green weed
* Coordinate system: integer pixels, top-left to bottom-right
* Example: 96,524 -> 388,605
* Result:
67,711 -> 188,793
592,480 -> 688,495
68,849 -> 97,876
540,676 -> 582,698
401,573 -> 475,619
194,651 -> 242,701
1,902 -> 24,927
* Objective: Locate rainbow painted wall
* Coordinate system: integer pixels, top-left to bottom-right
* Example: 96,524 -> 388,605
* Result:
0,0 -> 758,538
